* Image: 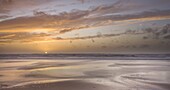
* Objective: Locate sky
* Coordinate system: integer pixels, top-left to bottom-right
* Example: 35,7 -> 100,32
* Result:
0,0 -> 170,54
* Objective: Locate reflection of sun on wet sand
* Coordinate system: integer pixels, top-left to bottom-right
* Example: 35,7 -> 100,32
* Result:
0,60 -> 170,90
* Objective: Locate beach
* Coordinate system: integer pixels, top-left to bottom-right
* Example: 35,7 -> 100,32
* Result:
0,59 -> 170,90
0,0 -> 170,90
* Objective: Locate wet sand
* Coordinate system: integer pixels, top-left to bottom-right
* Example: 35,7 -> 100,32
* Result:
1,80 -> 113,90
0,59 -> 170,90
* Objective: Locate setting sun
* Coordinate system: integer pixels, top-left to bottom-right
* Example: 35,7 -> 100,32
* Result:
45,52 -> 48,54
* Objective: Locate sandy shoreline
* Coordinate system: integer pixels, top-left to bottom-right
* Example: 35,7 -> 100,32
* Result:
1,80 -> 113,90
0,59 -> 170,90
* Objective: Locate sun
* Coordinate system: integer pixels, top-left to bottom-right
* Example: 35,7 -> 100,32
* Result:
45,52 -> 48,54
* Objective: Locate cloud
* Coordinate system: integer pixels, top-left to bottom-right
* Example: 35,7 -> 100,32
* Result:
1,22 -> 170,44
125,24 -> 170,40
1,0 -> 170,32
0,0 -> 13,13
0,9 -> 91,32
77,0 -> 85,4
1,8 -> 170,32
1,23 -> 170,44
58,25 -> 90,34
164,35 -> 170,39
53,24 -> 170,41
53,33 -> 122,40
0,32 -> 51,43
101,46 -> 107,49
141,24 -> 170,39
139,44 -> 150,48
0,0 -> 170,44
119,44 -> 150,49
0,32 -> 121,44
0,15 -> 10,19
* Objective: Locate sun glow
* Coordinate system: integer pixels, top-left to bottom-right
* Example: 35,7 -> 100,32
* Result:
45,52 -> 48,54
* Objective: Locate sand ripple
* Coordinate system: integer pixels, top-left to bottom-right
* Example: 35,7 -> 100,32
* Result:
0,60 -> 170,90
